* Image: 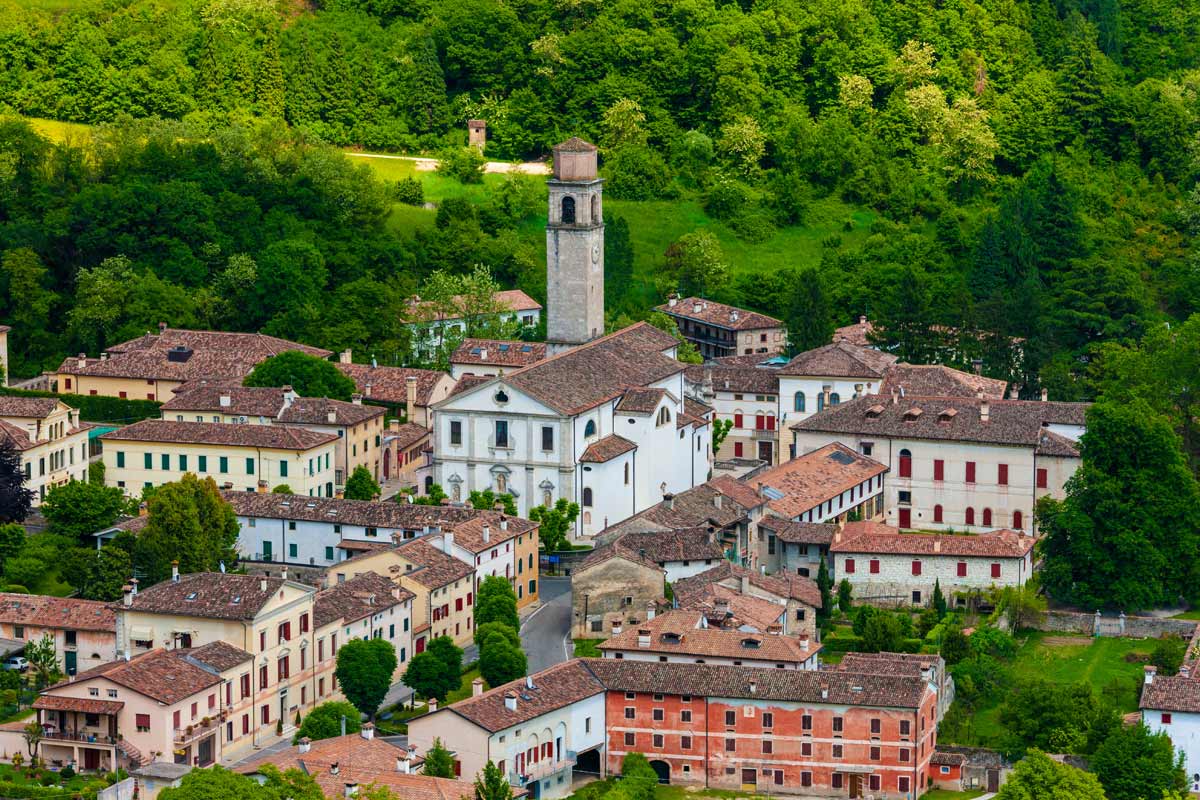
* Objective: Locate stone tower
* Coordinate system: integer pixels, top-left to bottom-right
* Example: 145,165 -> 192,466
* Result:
546,137 -> 604,354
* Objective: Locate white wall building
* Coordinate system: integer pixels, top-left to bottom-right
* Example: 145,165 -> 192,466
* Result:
0,397 -> 91,504
685,363 -> 782,464
1141,666 -> 1200,793
776,342 -> 897,438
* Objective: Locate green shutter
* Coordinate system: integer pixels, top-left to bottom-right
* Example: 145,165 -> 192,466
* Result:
116,452 -> 125,468
219,456 -> 228,473
144,453 -> 152,469
178,454 -> 187,471
246,457 -> 255,474
325,546 -> 334,561
280,460 -> 288,478
198,455 -> 207,472
161,454 -> 169,470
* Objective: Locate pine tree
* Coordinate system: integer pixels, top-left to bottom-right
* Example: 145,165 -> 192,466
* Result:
0,440 -> 32,523
407,35 -> 449,134
787,268 -> 834,354
256,31 -> 286,118
424,738 -> 455,778
816,560 -> 834,627
321,34 -> 355,128
229,46 -> 256,109
932,578 -> 947,619
475,761 -> 514,800
286,41 -> 321,125
195,33 -> 228,112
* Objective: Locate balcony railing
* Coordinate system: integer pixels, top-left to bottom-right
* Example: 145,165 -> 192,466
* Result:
174,719 -> 220,743
515,752 -> 577,784
43,730 -> 116,745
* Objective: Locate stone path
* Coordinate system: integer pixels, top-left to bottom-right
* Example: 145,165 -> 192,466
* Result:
346,151 -> 550,175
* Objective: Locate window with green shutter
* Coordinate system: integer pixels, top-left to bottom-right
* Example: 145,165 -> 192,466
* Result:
245,458 -> 255,474
144,453 -> 152,469
219,456 -> 228,473
280,460 -> 288,478
198,455 -> 207,472
116,452 -> 125,468
161,454 -> 169,470
178,454 -> 187,471
288,543 -> 297,558
325,546 -> 334,560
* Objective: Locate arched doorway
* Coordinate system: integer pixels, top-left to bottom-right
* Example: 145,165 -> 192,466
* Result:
383,449 -> 391,480
648,760 -> 670,784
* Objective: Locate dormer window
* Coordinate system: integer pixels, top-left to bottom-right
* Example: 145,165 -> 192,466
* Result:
185,592 -> 198,601
865,404 -> 885,419
938,408 -> 957,423
661,632 -> 681,644
741,638 -> 761,649
903,407 -> 923,421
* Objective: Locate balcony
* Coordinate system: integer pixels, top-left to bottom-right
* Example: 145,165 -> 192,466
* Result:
42,730 -> 117,745
516,752 -> 577,784
174,717 -> 221,744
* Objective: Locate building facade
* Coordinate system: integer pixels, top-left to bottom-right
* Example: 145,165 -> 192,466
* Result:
657,297 -> 786,360
0,397 -> 91,503
546,138 -> 605,353
1141,664 -> 1200,793
0,593 -> 116,676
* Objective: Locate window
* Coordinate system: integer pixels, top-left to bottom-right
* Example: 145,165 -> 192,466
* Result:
1037,467 -> 1048,489
800,742 -> 811,756
933,459 -> 944,481
793,392 -> 805,412
869,776 -> 881,792
899,748 -> 910,763
582,488 -> 593,507
495,421 -> 509,448
801,714 -> 812,731
934,504 -> 944,523
912,560 -> 922,576
725,738 -> 735,752
965,461 -> 976,483
957,561 -> 967,577
652,708 -> 664,721
219,456 -> 228,473
870,559 -> 880,574
198,455 -> 207,472
656,407 -> 671,426
762,712 -> 773,728
624,732 -> 635,746
762,740 -> 773,754
1163,712 -> 1173,724
869,746 -> 880,761
541,426 -> 554,451
279,460 -> 288,478
733,412 -> 743,428
965,507 -> 975,525
998,463 -> 1008,485
832,774 -> 843,789
830,392 -> 840,405
136,713 -> 150,732
116,451 -> 125,468
681,710 -> 692,722
161,453 -> 169,470
681,735 -> 692,750
991,562 -> 1001,579
870,718 -> 881,735
898,448 -> 912,478
624,707 -> 635,719
734,442 -> 743,457
725,710 -> 736,726
983,507 -> 993,526
832,744 -> 843,758
845,558 -> 855,574
1014,509 -> 1024,529
246,457 -> 255,474
652,734 -> 663,748
241,673 -> 250,698
450,420 -> 462,445
561,195 -> 576,223
832,717 -> 843,734
583,419 -> 596,437
900,720 -> 910,737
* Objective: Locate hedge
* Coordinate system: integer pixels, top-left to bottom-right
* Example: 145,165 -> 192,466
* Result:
0,387 -> 160,424
0,782 -> 95,799
820,635 -> 925,654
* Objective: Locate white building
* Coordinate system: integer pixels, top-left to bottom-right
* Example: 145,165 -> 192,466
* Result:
777,342 -> 897,437
0,396 -> 91,503
408,290 -> 543,359
432,323 -> 712,539
685,362 -> 781,464
791,394 -> 1087,534
1141,665 -> 1200,793
829,520 -> 1035,607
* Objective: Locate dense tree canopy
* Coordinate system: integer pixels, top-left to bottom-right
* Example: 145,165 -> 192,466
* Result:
134,474 -> 239,586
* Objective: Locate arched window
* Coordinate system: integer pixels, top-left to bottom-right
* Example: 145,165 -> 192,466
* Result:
898,448 -> 912,478
965,507 -> 975,525
933,504 -> 943,523
982,508 -> 993,527
584,419 -> 596,438
817,394 -> 825,412
561,196 -> 576,224
830,393 -> 841,405
591,194 -> 600,224
582,487 -> 593,507
1013,509 -> 1024,530
793,392 -> 806,412
657,407 -> 672,426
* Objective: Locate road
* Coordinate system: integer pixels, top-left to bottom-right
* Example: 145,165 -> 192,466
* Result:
521,577 -> 573,674
345,151 -> 551,175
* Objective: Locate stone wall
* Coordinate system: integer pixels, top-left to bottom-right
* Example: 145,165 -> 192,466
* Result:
1037,610 -> 1197,639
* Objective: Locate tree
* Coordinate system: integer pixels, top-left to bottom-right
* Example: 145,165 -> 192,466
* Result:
837,579 -> 853,614
64,543 -> 132,601
665,231 -> 728,299
255,31 -> 285,118
998,680 -> 1117,758
0,524 -> 24,572
475,760 -> 513,800
402,652 -> 450,704
816,560 -> 834,627
41,481 -> 131,542
940,626 -> 971,666
860,611 -> 904,653
711,419 -> 733,455
1092,722 -> 1186,800
618,752 -> 659,800
479,636 -> 526,686
468,489 -> 517,515
159,764 -> 323,800
1151,637 -> 1188,676
644,311 -> 702,364
0,440 -> 32,523
995,750 -> 1106,800
292,701 -> 362,743
24,634 -> 58,689
438,147 -> 486,184
999,585 -> 1047,631
272,484 -> 293,494
407,35 -> 449,134
134,474 -> 239,587
476,575 -> 519,631
344,466 -> 381,501
932,579 -> 947,620
528,499 -> 580,553
424,738 -> 455,778
1040,400 -> 1200,609
428,635 -> 463,691
20,721 -> 40,759
475,620 -> 521,649
335,638 -> 398,720
787,269 -> 833,354
244,351 -> 356,401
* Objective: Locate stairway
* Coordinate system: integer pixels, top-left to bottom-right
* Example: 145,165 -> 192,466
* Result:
116,738 -> 152,768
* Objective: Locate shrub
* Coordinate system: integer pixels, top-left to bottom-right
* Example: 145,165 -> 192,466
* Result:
602,144 -> 676,201
57,766 -> 74,782
1151,636 -> 1188,676
728,211 -> 776,243
704,175 -> 752,220
437,147 -> 485,183
394,176 -> 425,206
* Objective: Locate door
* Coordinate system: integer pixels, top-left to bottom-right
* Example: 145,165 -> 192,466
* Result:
383,450 -> 391,480
740,769 -> 757,789
899,508 -> 911,528
415,636 -> 425,654
650,760 -> 671,784
987,769 -> 1000,792
849,774 -> 862,798
757,441 -> 773,463
83,748 -> 100,770
197,735 -> 214,767
64,651 -> 76,676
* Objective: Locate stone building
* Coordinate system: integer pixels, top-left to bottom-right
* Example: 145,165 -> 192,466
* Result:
657,296 -> 786,360
546,138 -> 605,354
573,545 -> 666,638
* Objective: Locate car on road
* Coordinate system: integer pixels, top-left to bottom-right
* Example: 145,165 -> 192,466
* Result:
2,656 -> 27,672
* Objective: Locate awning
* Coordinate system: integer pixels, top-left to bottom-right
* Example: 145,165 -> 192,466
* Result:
129,627 -> 154,641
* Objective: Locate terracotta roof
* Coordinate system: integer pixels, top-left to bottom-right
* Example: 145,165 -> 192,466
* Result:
602,482 -> 751,538
0,593 -> 115,633
34,695 -> 124,715
443,514 -> 537,554
778,342 -> 897,379
607,528 -> 725,565
656,298 -> 782,332
685,364 -> 779,395
678,586 -> 788,632
792,394 -> 1089,448
1141,674 -> 1200,714
599,610 -> 818,663
673,561 -> 822,608
830,521 -> 1036,558
51,648 -> 223,705
58,329 -> 329,382
451,339 -> 547,368
315,572 -> 412,628
582,658 -> 928,708
576,542 -> 663,573
758,518 -> 836,546
1037,428 -> 1081,457
387,422 -> 430,452
497,323 -> 683,416
880,364 -> 1007,400
833,317 -> 876,347
277,397 -> 384,427
394,539 -> 474,588
834,651 -> 944,678
408,290 -> 542,323
752,443 -> 887,519
448,374 -> 493,399
336,363 -> 451,407
101,419 -> 337,450
120,573 -> 292,620
704,476 -> 763,511
184,641 -> 253,672
443,660 -> 605,732
239,734 -> 479,800
579,434 -> 637,463
713,354 -> 784,368
160,385 -> 290,416
0,397 -> 63,417
616,388 -> 668,414
554,137 -> 598,153
931,751 -> 967,766
226,492 -> 449,530
0,420 -> 32,450
683,396 -> 714,420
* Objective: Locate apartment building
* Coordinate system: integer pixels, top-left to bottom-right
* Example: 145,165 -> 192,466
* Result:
101,420 -> 338,497
313,572 -> 413,682
672,562 -> 821,639
0,397 -> 91,503
791,394 -> 1087,534
685,362 -> 781,464
0,593 -> 116,675
656,296 -> 786,359
426,514 -> 542,608
407,290 -> 543,360
382,420 -> 431,487
161,385 -> 386,486
53,325 -> 330,400
777,342 -> 896,434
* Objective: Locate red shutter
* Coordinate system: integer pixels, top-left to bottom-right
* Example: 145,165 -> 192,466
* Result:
998,463 -> 1008,485
933,505 -> 943,523
734,442 -> 743,457
965,462 -> 976,483
983,508 -> 993,526
965,507 -> 975,525
912,560 -> 922,576
933,459 -> 944,481
899,454 -> 912,478
1036,468 -> 1048,489
766,416 -> 776,431
755,414 -> 765,430
136,713 -> 150,729
734,413 -> 743,428
173,710 -> 180,730
1014,510 -> 1024,529
957,562 -> 967,577
869,559 -> 879,574
845,559 -> 855,574
991,563 -> 1001,579
467,593 -> 473,606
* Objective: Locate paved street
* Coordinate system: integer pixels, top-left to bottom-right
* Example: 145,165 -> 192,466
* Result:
521,577 -> 573,673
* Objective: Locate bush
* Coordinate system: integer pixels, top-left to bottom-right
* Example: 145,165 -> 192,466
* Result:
704,175 -> 752,220
57,766 -> 73,782
1151,636 -> 1188,676
766,170 -> 813,225
0,387 -> 159,424
437,147 -> 485,183
969,627 -> 1017,659
394,176 -> 425,206
820,633 -> 863,653
728,210 -> 776,243
602,144 -> 676,201
37,774 -> 56,786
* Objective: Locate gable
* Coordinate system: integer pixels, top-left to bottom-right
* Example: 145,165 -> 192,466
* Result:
435,377 -> 562,417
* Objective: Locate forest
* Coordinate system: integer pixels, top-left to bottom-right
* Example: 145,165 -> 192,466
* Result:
0,0 -> 1193,399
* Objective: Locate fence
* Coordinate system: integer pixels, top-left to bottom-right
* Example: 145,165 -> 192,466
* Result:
1035,610 -> 1198,639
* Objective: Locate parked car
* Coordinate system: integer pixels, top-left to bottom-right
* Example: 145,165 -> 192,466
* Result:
2,656 -> 27,672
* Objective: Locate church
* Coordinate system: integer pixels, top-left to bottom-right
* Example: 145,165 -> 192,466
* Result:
429,138 -> 714,539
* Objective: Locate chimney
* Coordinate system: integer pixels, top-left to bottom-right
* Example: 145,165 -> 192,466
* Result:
1041,388 -> 1048,402
298,737 -> 312,754
980,400 -> 990,423
327,410 -> 337,424
526,675 -> 534,690
351,393 -> 363,405
260,577 -> 268,592
972,358 -> 983,375
921,666 -> 933,683
77,353 -> 87,369
361,722 -> 375,740
820,683 -> 829,700
397,755 -> 411,774
694,303 -> 703,314
646,602 -> 656,621
280,566 -> 288,582
171,561 -> 180,582
714,494 -> 722,510
219,392 -> 231,408
480,348 -> 488,361
472,678 -> 484,697
122,584 -> 133,608
344,783 -> 358,799
730,310 -> 739,323
859,315 -> 867,326
331,763 -> 340,776
504,691 -> 518,711
612,622 -> 623,635
1182,665 -> 1192,679
405,376 -> 419,414
257,480 -> 269,493
482,524 -> 490,544
664,493 -> 674,510
365,381 -> 372,398
443,532 -> 454,555
668,294 -> 678,308
100,352 -> 108,362
799,635 -> 809,650
637,629 -> 651,648
158,321 -> 167,334
499,516 -> 508,531
1009,386 -> 1020,400
933,539 -> 941,553
428,698 -> 438,712
1145,665 -> 1157,685
740,575 -> 750,594
714,598 -> 730,617
340,349 -> 352,364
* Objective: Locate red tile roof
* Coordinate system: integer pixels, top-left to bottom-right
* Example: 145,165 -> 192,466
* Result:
101,419 -> 337,450
451,339 -> 547,368
673,561 -> 822,608
441,660 -> 605,732
393,539 -> 474,588
831,521 -> 1036,558
880,364 -> 1008,400
778,342 -> 897,379
0,397 -> 63,417
185,641 -> 253,672
656,298 -> 782,332
314,572 -> 413,628
49,649 -> 223,704
121,573 -> 291,620
1141,674 -> 1200,714
387,422 -> 430,452
579,434 -> 637,463
409,290 -> 542,323
685,363 -> 780,395
336,363 -> 452,407
598,609 -> 819,663
757,518 -> 836,546
0,593 -> 115,633
751,443 -> 887,519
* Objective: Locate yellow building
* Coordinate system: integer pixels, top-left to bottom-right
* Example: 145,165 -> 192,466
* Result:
100,419 -> 338,497
0,396 -> 91,503
159,385 -> 386,487
54,326 -> 331,401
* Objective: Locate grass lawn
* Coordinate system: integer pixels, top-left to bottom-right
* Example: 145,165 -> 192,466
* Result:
0,761 -> 90,790
573,639 -> 603,657
21,116 -> 93,143
386,667 -> 484,730
1170,609 -> 1200,619
922,791 -> 985,800
573,778 -> 773,800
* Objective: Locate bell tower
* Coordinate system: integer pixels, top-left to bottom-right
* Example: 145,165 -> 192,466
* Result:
546,137 -> 604,354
